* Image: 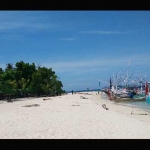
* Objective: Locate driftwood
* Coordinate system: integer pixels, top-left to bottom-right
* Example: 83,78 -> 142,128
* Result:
7,99 -> 13,103
102,104 -> 109,110
131,111 -> 150,115
22,104 -> 40,107
43,98 -> 52,101
78,93 -> 92,95
80,96 -> 88,99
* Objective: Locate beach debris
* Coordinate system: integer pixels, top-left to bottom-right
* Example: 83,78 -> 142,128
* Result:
71,105 -> 80,106
22,104 -> 40,107
131,111 -> 150,115
43,98 -> 52,101
80,96 -> 88,99
7,99 -> 13,103
78,92 -> 92,95
102,104 -> 109,110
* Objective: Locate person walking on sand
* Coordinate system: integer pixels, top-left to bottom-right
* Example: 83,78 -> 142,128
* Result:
72,90 -> 74,95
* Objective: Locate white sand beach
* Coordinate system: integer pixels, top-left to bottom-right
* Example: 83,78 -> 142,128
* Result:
0,91 -> 150,139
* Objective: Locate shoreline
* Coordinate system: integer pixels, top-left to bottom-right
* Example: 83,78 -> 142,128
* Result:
91,92 -> 150,123
96,91 -> 150,113
0,91 -> 150,138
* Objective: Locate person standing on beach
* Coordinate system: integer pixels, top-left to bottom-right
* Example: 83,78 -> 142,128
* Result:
72,90 -> 73,95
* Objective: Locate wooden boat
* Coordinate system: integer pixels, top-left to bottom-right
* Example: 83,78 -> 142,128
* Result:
101,88 -> 109,95
100,62 -> 147,102
145,82 -> 150,105
133,93 -> 145,101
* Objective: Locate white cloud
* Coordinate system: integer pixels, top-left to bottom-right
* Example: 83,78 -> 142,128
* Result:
82,30 -> 143,35
0,12 -> 55,33
0,22 -> 54,32
41,54 -> 150,73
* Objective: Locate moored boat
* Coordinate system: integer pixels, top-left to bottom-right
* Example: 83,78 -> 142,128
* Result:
133,93 -> 145,101
145,82 -> 150,105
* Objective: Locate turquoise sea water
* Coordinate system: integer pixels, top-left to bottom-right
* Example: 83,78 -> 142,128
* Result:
117,100 -> 150,113
67,89 -> 101,93
100,91 -> 150,113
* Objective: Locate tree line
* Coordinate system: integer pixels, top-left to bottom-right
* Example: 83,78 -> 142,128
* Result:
0,61 -> 66,100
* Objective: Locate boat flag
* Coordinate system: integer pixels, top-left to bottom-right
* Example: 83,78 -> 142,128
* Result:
145,82 -> 149,96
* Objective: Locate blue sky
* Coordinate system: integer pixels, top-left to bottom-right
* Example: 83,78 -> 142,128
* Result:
0,11 -> 150,91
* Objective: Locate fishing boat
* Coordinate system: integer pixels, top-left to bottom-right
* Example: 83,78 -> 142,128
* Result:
114,74 -> 146,101
133,94 -> 145,100
131,76 -> 145,101
145,82 -> 150,105
101,88 -> 109,95
100,61 -> 147,102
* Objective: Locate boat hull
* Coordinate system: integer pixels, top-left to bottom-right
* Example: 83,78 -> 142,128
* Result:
133,94 -> 145,101
146,95 -> 150,105
114,94 -> 145,101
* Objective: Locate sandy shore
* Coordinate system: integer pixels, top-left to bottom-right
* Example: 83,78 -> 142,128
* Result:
0,91 -> 150,139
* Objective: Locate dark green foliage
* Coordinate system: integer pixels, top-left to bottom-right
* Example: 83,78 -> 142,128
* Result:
0,61 -> 64,99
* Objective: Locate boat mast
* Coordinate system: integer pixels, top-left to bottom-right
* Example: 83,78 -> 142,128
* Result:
115,72 -> 118,94
126,60 -> 130,87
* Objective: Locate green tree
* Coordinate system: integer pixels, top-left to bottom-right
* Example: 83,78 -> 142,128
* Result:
0,61 -> 64,99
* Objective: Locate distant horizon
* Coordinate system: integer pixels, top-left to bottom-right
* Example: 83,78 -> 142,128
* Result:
66,88 -> 101,93
0,11 -> 150,91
